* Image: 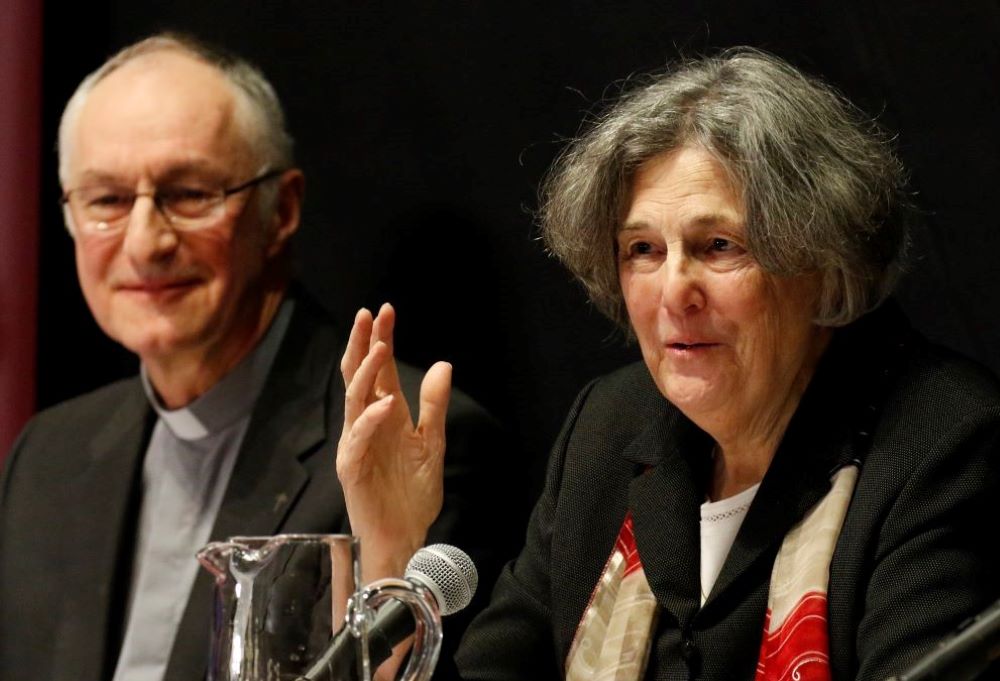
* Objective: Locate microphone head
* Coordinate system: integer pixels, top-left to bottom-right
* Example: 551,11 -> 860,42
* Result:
404,544 -> 478,616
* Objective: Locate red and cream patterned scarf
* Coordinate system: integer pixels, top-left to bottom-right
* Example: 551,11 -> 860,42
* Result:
565,465 -> 859,681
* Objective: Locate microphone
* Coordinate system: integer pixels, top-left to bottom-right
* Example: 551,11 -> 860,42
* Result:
296,544 -> 478,680
885,599 -> 1000,681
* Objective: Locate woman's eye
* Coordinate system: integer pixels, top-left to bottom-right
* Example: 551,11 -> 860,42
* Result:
629,241 -> 654,256
710,238 -> 733,252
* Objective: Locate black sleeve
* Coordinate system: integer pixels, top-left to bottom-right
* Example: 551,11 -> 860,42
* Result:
853,407 -> 1000,680
408,382 -> 534,681
453,381 -> 599,681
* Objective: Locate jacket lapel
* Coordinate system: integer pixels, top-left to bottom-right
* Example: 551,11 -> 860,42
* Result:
627,407 -> 712,629
54,379 -> 151,681
624,317 -> 879,623
164,296 -> 345,681
702,327 -> 869,610
703,419 -> 849,609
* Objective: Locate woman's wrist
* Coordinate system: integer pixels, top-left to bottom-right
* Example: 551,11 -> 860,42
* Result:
359,534 -> 425,583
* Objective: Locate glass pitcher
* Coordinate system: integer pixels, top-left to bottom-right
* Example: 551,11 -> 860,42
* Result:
197,534 -> 441,681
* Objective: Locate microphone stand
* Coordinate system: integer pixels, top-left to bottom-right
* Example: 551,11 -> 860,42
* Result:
886,599 -> 1000,681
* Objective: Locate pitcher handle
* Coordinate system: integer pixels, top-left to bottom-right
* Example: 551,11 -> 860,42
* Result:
352,577 -> 442,681
196,540 -> 245,581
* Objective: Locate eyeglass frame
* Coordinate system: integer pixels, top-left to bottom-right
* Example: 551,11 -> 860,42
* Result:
60,168 -> 286,237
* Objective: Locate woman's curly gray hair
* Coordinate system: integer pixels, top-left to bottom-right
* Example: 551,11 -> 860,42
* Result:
540,47 -> 909,329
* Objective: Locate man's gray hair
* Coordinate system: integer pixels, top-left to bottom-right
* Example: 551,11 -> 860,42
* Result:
541,47 -> 909,329
57,32 -> 295,189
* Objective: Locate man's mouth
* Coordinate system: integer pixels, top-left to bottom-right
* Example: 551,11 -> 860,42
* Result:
116,277 -> 200,294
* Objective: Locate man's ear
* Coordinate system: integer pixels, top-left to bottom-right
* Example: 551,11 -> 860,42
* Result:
265,168 -> 305,258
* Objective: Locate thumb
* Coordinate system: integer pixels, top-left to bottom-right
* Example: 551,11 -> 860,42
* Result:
417,361 -> 452,452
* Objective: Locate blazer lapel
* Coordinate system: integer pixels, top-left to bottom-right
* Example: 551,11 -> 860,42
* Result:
702,429 -> 846,609
592,307 -> 906,642
164,296 -> 345,681
627,407 -> 713,629
702,330 -> 867,610
625,320 -> 878,623
54,380 -> 151,681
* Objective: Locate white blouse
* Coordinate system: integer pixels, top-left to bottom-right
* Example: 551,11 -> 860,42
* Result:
699,483 -> 760,605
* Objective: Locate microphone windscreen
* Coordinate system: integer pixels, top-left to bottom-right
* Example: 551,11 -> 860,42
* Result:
405,544 -> 478,616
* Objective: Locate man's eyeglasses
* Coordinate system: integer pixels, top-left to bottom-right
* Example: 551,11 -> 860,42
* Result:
60,169 -> 285,237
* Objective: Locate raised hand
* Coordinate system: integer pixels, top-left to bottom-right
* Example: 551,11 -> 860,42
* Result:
336,303 -> 452,581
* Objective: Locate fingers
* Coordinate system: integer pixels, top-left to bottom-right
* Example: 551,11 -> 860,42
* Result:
341,308 -> 374,386
336,394 -> 395,482
370,302 -> 395,353
344,341 -> 390,425
340,303 -> 450,461
371,303 -> 402,394
345,395 -> 395,449
416,361 -> 452,454
340,304 -> 401,399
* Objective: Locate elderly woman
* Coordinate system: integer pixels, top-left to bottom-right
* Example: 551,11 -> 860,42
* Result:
337,48 -> 999,680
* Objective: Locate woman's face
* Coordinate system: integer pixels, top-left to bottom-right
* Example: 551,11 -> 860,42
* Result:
618,146 -> 830,442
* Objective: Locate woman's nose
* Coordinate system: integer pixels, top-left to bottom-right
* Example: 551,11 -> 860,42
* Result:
661,254 -> 706,315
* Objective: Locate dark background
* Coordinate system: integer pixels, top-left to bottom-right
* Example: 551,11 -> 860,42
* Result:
37,1 -> 1000,503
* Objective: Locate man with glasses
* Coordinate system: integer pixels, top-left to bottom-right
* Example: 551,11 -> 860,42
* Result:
0,34 -> 504,681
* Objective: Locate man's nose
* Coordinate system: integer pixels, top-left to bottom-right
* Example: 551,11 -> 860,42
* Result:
121,195 -> 180,263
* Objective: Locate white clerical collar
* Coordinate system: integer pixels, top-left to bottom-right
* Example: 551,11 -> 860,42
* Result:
140,299 -> 295,441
